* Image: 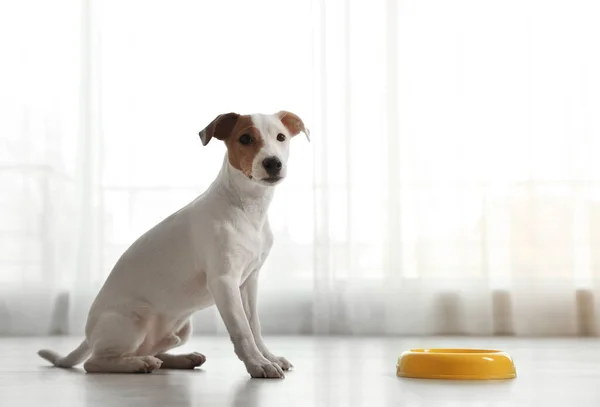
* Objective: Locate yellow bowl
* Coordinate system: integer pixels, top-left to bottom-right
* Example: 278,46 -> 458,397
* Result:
396,348 -> 516,380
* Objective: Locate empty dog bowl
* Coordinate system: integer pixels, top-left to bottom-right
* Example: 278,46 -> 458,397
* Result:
396,348 -> 516,380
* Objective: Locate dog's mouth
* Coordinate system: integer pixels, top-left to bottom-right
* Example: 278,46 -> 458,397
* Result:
261,176 -> 283,184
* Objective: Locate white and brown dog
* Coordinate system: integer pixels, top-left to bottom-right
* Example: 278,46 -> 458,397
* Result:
38,111 -> 309,378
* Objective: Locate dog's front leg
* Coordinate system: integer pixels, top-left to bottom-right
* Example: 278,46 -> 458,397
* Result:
241,271 -> 293,371
208,275 -> 285,378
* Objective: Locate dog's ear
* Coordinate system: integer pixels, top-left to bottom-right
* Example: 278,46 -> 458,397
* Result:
277,111 -> 310,142
198,113 -> 240,146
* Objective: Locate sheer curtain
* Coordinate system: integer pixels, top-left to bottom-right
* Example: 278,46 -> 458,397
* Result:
2,0 -> 600,336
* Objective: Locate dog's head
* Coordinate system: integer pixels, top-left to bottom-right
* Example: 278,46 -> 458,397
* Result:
198,111 -> 309,186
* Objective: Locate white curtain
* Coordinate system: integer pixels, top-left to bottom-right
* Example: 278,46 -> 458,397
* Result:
2,0 -> 600,336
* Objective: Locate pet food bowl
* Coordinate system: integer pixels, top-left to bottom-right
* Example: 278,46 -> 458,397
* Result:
396,348 -> 516,380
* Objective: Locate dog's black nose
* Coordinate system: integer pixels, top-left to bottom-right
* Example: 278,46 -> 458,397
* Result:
262,157 -> 282,176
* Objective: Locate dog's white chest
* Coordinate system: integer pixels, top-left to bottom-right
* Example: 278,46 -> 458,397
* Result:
236,231 -> 271,283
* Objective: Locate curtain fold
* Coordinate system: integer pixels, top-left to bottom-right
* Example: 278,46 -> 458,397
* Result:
2,0 -> 600,336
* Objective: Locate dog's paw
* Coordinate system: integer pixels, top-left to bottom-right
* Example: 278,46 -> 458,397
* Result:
245,358 -> 285,379
135,356 -> 163,373
184,352 -> 206,368
264,354 -> 293,371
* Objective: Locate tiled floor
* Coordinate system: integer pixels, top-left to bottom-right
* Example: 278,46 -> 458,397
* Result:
1,336 -> 599,406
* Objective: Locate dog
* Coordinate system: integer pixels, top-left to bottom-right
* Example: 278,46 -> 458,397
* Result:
38,111 -> 309,378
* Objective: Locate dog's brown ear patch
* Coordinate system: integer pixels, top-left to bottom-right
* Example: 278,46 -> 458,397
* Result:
199,113 -> 240,146
277,111 -> 310,141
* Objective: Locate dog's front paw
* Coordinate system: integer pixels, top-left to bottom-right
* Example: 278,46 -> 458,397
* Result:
244,358 -> 285,379
264,354 -> 293,371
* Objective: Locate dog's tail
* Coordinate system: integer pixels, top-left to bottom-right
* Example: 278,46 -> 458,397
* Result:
38,340 -> 90,368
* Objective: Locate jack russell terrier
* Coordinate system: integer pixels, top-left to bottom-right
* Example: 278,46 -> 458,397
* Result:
38,111 -> 309,378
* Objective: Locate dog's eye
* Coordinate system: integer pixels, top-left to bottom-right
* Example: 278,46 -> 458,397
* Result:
239,134 -> 253,145
277,133 -> 286,142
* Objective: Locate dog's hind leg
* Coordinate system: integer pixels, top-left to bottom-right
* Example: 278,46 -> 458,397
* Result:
83,312 -> 162,373
154,320 -> 206,369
